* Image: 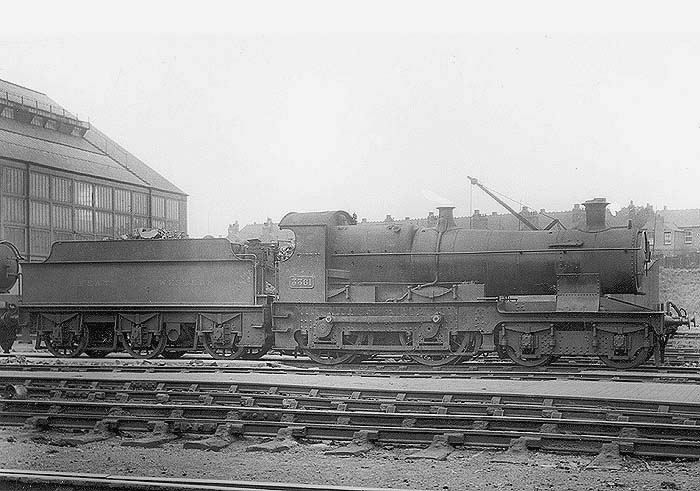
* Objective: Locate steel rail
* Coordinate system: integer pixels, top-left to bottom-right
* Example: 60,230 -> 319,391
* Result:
3,399 -> 700,458
0,469 -> 416,491
1,360 -> 700,384
3,373 -> 700,458
7,373 -> 700,416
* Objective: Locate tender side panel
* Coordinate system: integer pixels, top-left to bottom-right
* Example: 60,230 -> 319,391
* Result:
21,259 -> 256,306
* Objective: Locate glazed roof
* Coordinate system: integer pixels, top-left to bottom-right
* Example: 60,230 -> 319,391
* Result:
0,78 -> 185,195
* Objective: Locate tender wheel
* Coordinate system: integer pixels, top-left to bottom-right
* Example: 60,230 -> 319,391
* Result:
240,339 -> 273,360
200,332 -> 246,360
121,331 -> 166,359
84,350 -> 108,358
161,350 -> 186,359
598,347 -> 653,369
505,347 -> 554,367
398,331 -> 474,367
240,347 -> 270,360
44,327 -> 89,358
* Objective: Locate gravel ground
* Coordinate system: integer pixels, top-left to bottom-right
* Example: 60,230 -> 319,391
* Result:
0,427 -> 698,490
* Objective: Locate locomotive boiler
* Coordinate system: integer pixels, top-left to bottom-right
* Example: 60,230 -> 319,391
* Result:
326,202 -> 645,297
0,199 -> 690,369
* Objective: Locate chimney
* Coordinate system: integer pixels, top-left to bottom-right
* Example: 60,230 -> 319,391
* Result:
437,206 -> 457,229
582,198 -> 609,231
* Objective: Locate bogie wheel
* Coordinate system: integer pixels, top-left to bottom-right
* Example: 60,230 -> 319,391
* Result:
200,332 -> 246,360
598,347 -> 652,369
121,331 -> 166,359
161,350 -> 186,359
305,349 -> 355,365
505,347 -> 554,367
294,331 -> 355,366
398,331 -> 474,367
44,328 -> 89,358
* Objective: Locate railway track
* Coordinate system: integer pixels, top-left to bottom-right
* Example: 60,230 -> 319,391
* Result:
0,469 -> 416,491
1,357 -> 700,385
1,370 -> 700,459
5,336 -> 700,365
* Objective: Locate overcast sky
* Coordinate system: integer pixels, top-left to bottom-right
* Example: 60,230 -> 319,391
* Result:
1,33 -> 699,237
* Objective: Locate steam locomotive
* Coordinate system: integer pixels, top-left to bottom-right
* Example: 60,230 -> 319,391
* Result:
0,199 -> 690,369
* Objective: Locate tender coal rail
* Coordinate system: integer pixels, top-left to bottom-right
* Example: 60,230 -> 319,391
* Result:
0,469 -> 414,491
2,372 -> 700,459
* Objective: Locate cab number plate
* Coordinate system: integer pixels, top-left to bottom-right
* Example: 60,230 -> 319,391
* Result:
289,276 -> 315,289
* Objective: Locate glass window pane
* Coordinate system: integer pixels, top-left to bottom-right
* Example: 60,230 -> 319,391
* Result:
151,196 -> 165,218
166,199 -> 179,220
51,177 -> 72,203
1,196 -> 26,223
95,185 -> 112,210
74,181 -> 93,207
133,192 -> 148,216
114,189 -> 131,213
74,208 -> 93,233
29,173 -> 50,199
133,216 -> 149,229
115,214 -> 131,235
29,201 -> 50,227
30,229 -> 51,256
52,204 -> 72,230
2,167 -> 25,195
95,211 -> 113,235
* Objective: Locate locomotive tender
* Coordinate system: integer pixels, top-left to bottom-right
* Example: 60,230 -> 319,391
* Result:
0,199 -> 690,368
